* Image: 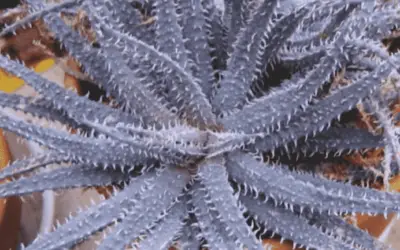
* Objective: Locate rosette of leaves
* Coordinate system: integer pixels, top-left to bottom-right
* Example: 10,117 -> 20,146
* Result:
1,0 -> 400,249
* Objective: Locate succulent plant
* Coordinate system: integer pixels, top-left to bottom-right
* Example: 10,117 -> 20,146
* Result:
1,0 -> 400,249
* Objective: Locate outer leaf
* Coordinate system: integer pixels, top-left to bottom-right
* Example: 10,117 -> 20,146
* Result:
29,0 -> 167,125
88,0 -> 143,36
189,182 -> 237,250
278,46 -> 326,71
0,152 -> 68,180
202,0 -> 228,69
292,127 -> 384,155
212,0 -> 279,114
0,92 -> 78,127
25,171 -> 159,250
240,193 -> 354,250
0,0 -> 80,37
26,0 -> 163,124
0,164 -> 130,197
179,0 -> 215,98
132,201 -> 186,250
153,0 -> 188,66
302,210 -> 390,250
197,157 -> 264,250
48,11 -> 174,125
256,6 -> 310,76
253,58 -> 396,152
226,0 -> 255,48
288,2 -> 360,48
97,167 -> 189,250
90,17 -> 217,127
178,218 -> 203,250
0,55 -> 140,127
223,55 -> 339,133
80,118 -> 206,158
0,115 -> 187,168
227,152 -> 400,215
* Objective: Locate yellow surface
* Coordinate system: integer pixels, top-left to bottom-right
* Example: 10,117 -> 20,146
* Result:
0,58 -> 55,93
